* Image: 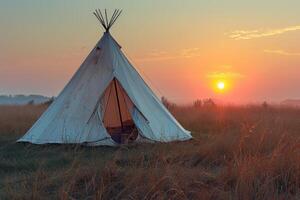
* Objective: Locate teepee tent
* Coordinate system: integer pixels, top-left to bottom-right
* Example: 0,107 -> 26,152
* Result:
18,9 -> 192,146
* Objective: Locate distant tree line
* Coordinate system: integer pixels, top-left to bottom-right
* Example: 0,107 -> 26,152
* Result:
161,97 -> 217,109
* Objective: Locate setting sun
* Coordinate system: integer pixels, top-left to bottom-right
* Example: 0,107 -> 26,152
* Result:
217,81 -> 225,90
211,79 -> 230,94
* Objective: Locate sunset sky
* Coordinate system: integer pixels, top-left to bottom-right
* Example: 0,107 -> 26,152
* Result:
1,0 -> 300,103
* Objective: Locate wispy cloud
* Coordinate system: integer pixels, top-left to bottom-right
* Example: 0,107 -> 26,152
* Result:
227,25 -> 300,40
146,51 -> 178,60
181,48 -> 202,58
206,71 -> 244,79
264,49 -> 300,56
135,48 -> 202,61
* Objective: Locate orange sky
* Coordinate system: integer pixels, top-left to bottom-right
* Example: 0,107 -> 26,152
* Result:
1,1 -> 300,103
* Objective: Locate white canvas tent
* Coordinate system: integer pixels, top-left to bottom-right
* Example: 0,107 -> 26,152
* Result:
17,9 -> 192,146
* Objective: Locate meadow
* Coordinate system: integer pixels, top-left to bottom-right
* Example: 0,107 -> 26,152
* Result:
1,102 -> 300,199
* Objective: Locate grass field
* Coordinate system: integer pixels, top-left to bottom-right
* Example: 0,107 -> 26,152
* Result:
1,103 -> 300,199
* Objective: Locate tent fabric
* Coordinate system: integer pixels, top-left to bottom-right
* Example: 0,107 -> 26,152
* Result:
18,32 -> 192,146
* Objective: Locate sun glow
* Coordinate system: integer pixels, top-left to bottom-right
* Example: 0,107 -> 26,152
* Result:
217,81 -> 225,90
212,79 -> 230,94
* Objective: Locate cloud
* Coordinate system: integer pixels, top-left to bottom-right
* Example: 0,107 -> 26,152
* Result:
145,51 -> 178,60
264,49 -> 300,56
135,48 -> 202,61
206,71 -> 244,79
227,25 -> 300,40
181,48 -> 202,58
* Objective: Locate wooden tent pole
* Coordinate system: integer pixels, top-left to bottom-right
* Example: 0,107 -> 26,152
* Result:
113,78 -> 124,130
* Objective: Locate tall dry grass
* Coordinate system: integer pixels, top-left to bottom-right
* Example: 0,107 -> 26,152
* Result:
0,105 -> 46,144
1,103 -> 300,199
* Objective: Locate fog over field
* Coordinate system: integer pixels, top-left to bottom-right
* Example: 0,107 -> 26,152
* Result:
0,95 -> 50,105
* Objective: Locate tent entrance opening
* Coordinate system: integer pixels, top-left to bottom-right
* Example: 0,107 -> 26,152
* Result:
102,78 -> 138,144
